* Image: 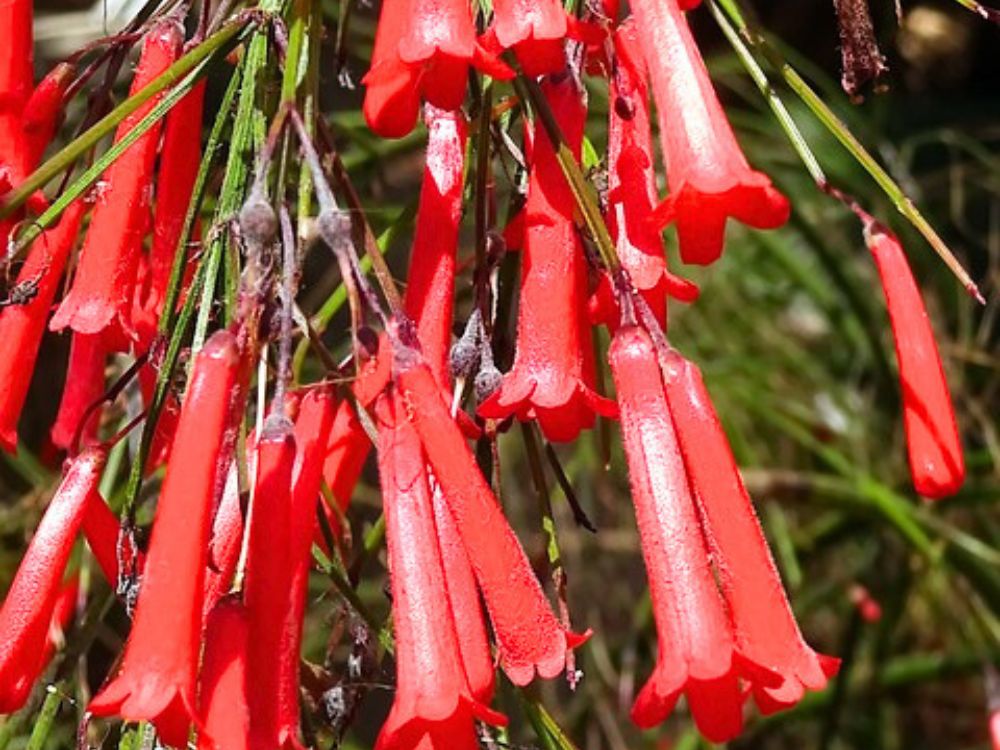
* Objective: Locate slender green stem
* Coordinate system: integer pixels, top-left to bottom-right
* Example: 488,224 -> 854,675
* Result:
0,19 -> 251,224
25,686 -> 63,750
709,0 -> 825,184
713,0 -> 982,300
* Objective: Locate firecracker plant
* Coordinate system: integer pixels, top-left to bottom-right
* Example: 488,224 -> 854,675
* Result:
0,0 -> 997,747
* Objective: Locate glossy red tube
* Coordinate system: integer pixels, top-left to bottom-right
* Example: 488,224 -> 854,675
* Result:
374,392 -> 506,750
89,330 -> 241,746
0,447 -> 106,713
50,21 -> 182,338
244,416 -> 297,750
478,77 -> 616,442
396,348 -> 587,685
0,201 -> 86,452
663,351 -> 839,715
50,331 -> 110,452
198,600 -> 251,750
863,220 -> 964,498
609,326 -> 748,742
632,0 -> 789,266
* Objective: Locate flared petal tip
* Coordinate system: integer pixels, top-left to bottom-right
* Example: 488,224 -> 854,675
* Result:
89,683 -> 202,749
501,628 -> 590,686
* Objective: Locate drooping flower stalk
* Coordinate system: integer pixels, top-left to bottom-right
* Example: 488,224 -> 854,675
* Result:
0,447 -> 106,713
50,21 -> 182,338
50,332 -> 110,452
362,0 -> 511,138
199,601 -> 251,750
662,351 -> 839,714
478,76 -> 617,442
395,343 -> 588,685
632,0 -> 790,266
608,325 -> 749,742
859,215 -> 965,498
0,201 -> 86,452
89,330 -> 242,746
374,391 -> 506,750
244,415 -> 297,750
280,387 -> 336,746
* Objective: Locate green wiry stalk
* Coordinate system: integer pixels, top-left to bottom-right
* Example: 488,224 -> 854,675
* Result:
713,0 -> 983,301
0,18 -> 251,225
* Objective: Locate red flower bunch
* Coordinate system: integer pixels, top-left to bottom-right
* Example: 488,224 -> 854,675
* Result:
0,1 -> 976,747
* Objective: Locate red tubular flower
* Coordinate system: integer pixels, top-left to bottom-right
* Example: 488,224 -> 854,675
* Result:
861,218 -> 964,498
662,351 -> 839,715
0,447 -> 106,713
363,0 -> 511,138
0,201 -> 86,453
81,492 -> 145,587
50,332 -> 110,451
608,326 -> 749,742
395,347 -> 587,685
279,388 -> 336,746
199,601 -> 251,750
50,21 -> 182,338
429,483 -> 495,703
244,416 -> 297,750
20,63 -> 74,169
89,330 -> 241,747
405,106 -> 466,386
597,24 -> 698,327
478,78 -> 616,442
43,576 -> 79,666
146,81 -> 206,317
0,0 -> 33,114
632,0 -> 789,266
319,400 -> 370,538
489,0 -> 569,76
374,392 -> 506,750
203,453 -> 247,619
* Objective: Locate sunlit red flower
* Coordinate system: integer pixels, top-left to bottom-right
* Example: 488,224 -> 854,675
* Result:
199,600 -> 251,750
858,214 -> 964,498
395,344 -> 588,685
608,325 -> 750,741
478,77 -> 616,442
595,22 -> 699,327
145,80 -> 206,318
203,450 -> 247,619
632,0 -> 790,266
50,332 -> 110,452
0,201 -> 85,453
430,482 -> 495,703
362,0 -> 511,138
279,387 -> 336,747
404,106 -> 466,386
244,415 -> 298,750
662,350 -> 839,715
20,62 -> 73,169
489,0 -> 568,76
50,21 -> 182,338
89,330 -> 241,746
374,391 -> 506,750
0,447 -> 106,712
